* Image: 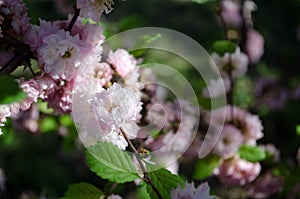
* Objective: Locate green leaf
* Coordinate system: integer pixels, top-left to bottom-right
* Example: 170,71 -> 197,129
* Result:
130,34 -> 162,57
296,125 -> 300,136
59,115 -> 73,127
40,117 -> 58,133
212,40 -> 236,56
146,163 -> 184,199
81,18 -> 97,25
0,76 -> 27,104
137,181 -> 151,199
86,141 -> 139,183
38,100 -> 54,114
62,182 -> 103,199
238,145 -> 266,162
192,0 -> 215,4
193,154 -> 221,180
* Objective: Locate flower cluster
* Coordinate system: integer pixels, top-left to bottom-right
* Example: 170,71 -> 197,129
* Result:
144,99 -> 198,174
171,181 -> 215,199
0,0 -> 144,152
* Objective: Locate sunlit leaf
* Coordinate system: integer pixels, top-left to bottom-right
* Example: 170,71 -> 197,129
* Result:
238,145 -> 266,162
86,141 -> 139,183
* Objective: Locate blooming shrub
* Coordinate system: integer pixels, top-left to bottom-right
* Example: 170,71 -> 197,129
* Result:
0,0 -> 300,198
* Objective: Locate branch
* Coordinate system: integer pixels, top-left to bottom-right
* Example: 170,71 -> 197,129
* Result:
66,5 -> 80,32
0,33 -> 34,76
119,128 -> 163,199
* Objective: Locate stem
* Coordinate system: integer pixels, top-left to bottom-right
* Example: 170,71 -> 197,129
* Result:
104,183 -> 117,199
66,5 -> 80,32
119,128 -> 163,199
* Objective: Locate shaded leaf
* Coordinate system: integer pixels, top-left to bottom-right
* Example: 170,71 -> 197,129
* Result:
61,182 -> 103,199
0,76 -> 26,104
212,40 -> 236,56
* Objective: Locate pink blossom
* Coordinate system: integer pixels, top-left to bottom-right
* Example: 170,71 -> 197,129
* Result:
213,125 -> 243,158
207,105 -> 263,143
247,172 -> 283,198
24,19 -> 61,52
0,105 -> 11,135
212,47 -> 248,79
45,78 -> 75,114
37,29 -> 90,81
19,79 -> 40,111
202,77 -> 230,98
1,0 -> 30,35
216,156 -> 261,185
245,29 -> 264,63
77,0 -> 115,22
107,49 -> 137,77
92,83 -> 142,149
220,0 -> 242,27
11,104 -> 39,133
171,181 -> 215,199
123,68 -> 144,94
107,194 -> 122,199
83,62 -> 113,87
140,68 -> 157,97
146,100 -> 174,130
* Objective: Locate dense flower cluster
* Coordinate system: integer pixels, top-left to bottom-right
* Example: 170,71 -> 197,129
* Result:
0,0 -> 296,198
171,181 -> 214,199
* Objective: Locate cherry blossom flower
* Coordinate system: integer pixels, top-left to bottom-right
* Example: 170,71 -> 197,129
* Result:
212,47 -> 248,79
24,19 -> 61,53
106,194 -> 122,199
220,0 -> 242,27
83,62 -> 113,87
171,181 -> 215,199
147,99 -> 198,173
206,105 -> 263,144
202,77 -> 230,98
92,83 -> 142,149
107,49 -> 137,78
19,78 -> 41,111
247,172 -> 283,198
0,0 -> 30,35
215,156 -> 261,185
0,105 -> 11,135
245,29 -> 264,63
77,0 -> 115,22
213,124 -> 243,158
37,29 -> 90,81
45,78 -> 75,114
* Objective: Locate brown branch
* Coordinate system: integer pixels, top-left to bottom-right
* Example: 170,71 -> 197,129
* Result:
66,5 -> 80,32
0,32 -> 34,76
119,128 -> 163,199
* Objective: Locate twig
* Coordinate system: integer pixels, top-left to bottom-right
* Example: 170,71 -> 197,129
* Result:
66,5 -> 80,32
0,33 -> 34,76
119,128 -> 163,199
104,183 -> 117,199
